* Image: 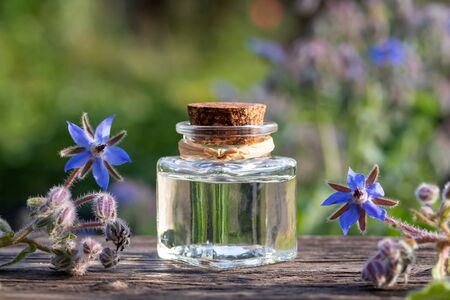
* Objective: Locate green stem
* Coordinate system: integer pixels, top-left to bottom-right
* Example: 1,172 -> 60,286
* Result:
191,182 -> 207,244
211,184 -> 229,244
251,183 -> 258,244
220,185 -> 229,244
11,224 -> 33,244
0,238 -> 10,247
410,208 -> 437,227
435,243 -> 450,279
212,185 -> 218,243
439,222 -> 450,238
21,238 -> 51,253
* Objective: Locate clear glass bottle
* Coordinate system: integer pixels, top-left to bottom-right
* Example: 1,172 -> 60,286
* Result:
156,120 -> 297,269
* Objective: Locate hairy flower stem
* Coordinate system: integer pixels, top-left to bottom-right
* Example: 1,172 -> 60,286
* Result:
384,216 -> 448,244
73,221 -> 104,231
11,224 -> 34,244
65,168 -> 81,188
21,238 -> 51,253
410,209 -> 437,227
436,243 -> 450,278
439,222 -> 450,237
385,216 -> 423,235
74,194 -> 97,206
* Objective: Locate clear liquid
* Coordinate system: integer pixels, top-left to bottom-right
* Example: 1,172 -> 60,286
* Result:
157,173 -> 297,269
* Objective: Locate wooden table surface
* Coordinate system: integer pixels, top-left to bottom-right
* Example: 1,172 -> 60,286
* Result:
0,236 -> 434,300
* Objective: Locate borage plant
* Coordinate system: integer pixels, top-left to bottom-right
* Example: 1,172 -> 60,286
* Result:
322,165 -> 450,288
0,113 -> 132,275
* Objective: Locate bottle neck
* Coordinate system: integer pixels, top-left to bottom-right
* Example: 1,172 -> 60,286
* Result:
175,121 -> 278,160
178,135 -> 274,160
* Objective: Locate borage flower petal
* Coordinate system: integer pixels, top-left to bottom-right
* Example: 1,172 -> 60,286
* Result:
321,192 -> 351,206
104,146 -> 132,166
367,182 -> 385,198
95,115 -> 115,144
347,168 -> 365,190
339,204 -> 361,236
64,151 -> 91,172
93,158 -> 109,191
67,122 -> 92,147
362,201 -> 386,221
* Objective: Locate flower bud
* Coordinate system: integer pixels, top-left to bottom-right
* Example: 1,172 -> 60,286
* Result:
27,197 -> 46,208
104,218 -> 130,251
94,193 -> 117,223
33,204 -> 55,229
51,253 -> 73,271
54,202 -> 76,233
415,183 -> 439,204
47,186 -> 71,208
362,238 -> 415,288
439,202 -> 450,220
81,238 -> 102,259
362,257 -> 389,288
419,205 -> 435,219
99,247 -> 119,268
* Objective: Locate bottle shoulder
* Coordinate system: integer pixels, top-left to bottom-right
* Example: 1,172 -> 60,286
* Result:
157,156 -> 296,182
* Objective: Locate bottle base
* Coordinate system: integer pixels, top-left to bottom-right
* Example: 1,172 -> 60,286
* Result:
157,243 -> 297,269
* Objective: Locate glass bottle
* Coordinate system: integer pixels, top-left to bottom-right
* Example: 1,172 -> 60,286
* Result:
156,103 -> 297,269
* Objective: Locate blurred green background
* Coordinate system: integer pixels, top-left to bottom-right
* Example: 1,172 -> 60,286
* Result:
0,0 -> 449,236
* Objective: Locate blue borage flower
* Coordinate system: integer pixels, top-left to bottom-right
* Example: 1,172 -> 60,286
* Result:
369,38 -> 405,66
60,113 -> 131,190
247,38 -> 286,64
322,165 -> 399,235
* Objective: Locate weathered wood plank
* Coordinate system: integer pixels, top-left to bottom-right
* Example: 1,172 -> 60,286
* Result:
0,237 -> 434,300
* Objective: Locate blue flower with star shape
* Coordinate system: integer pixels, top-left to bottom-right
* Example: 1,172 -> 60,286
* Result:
60,113 -> 131,190
322,165 -> 399,235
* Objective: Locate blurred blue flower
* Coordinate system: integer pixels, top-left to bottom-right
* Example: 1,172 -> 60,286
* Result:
111,181 -> 151,205
369,38 -> 405,66
247,38 -> 286,64
62,114 -> 131,190
321,165 -> 398,235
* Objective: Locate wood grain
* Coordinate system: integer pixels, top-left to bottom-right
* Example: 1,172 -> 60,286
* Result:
0,237 -> 434,300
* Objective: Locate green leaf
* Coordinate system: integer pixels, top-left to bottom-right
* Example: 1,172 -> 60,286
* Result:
62,233 -> 77,240
0,243 -> 36,268
27,197 -> 46,208
0,217 -> 12,233
407,281 -> 450,300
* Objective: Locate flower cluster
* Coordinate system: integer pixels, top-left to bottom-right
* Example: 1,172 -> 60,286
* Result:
230,1 -> 450,238
50,238 -> 103,276
369,38 -> 406,67
0,113 -> 132,275
322,165 -> 398,235
322,164 -> 450,288
46,191 -> 131,274
362,238 -> 416,288
60,113 -> 131,190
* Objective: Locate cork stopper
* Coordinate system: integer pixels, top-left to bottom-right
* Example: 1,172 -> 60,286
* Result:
186,102 -> 268,146
188,102 -> 266,126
